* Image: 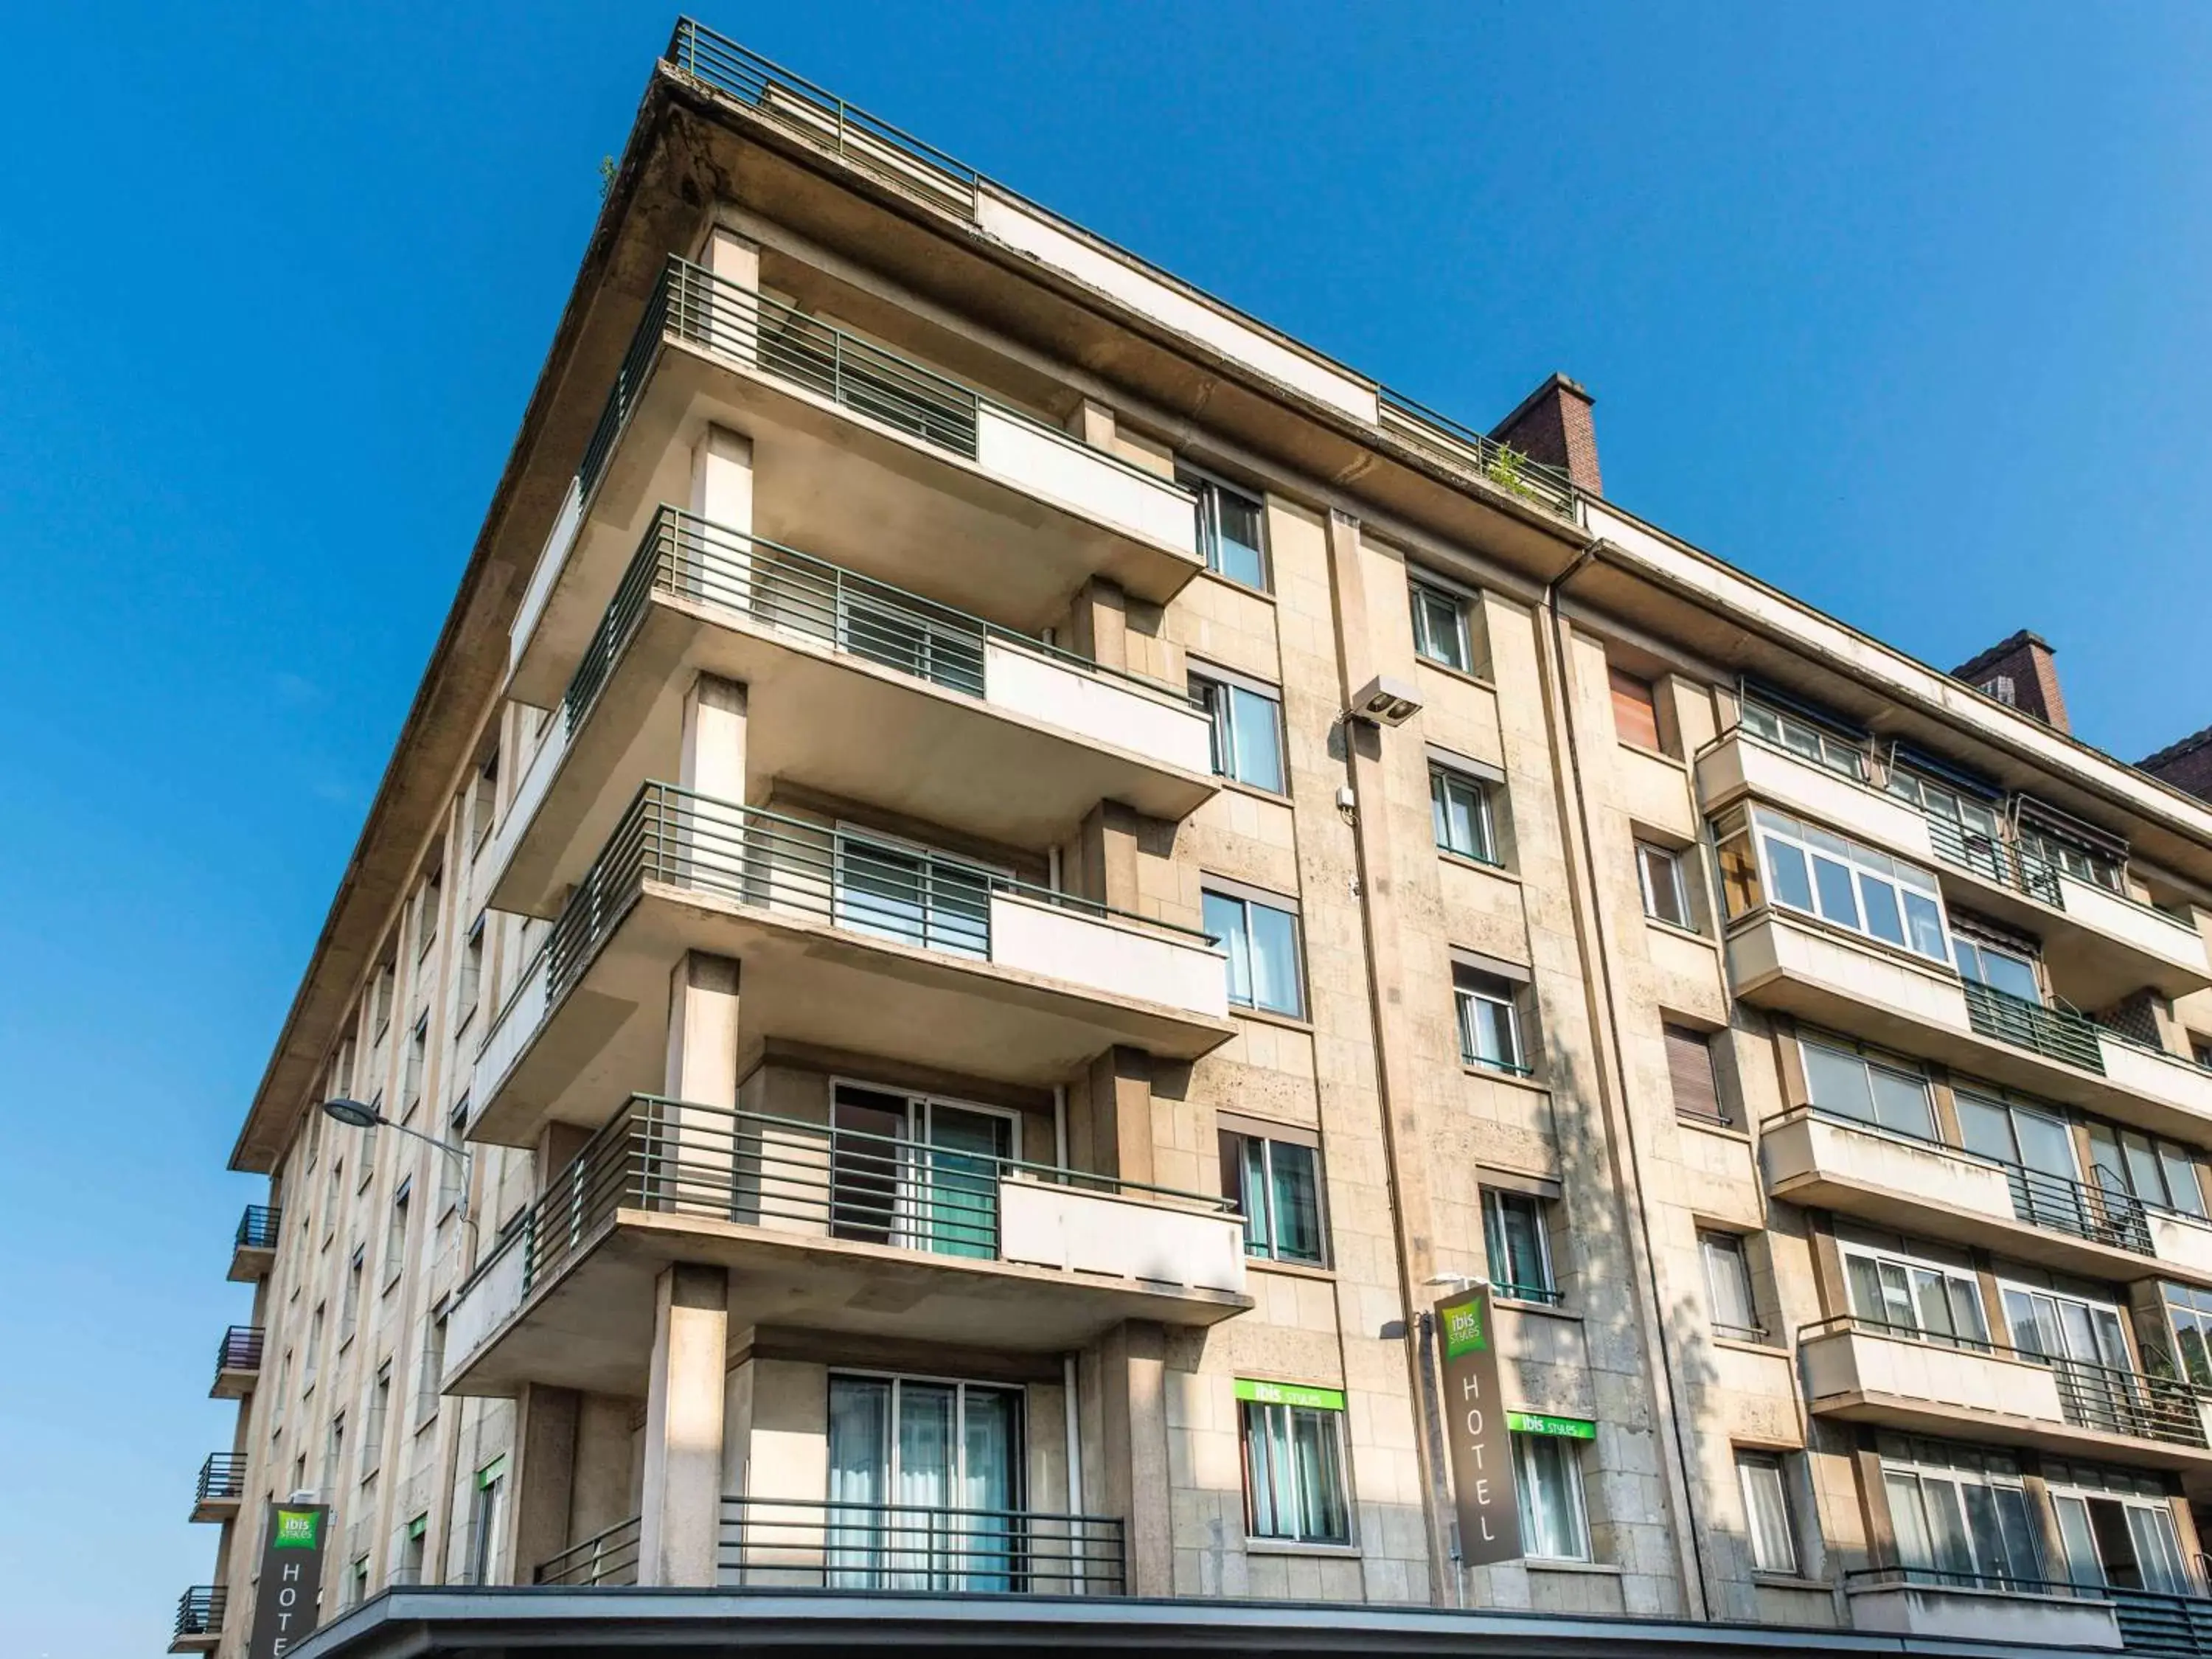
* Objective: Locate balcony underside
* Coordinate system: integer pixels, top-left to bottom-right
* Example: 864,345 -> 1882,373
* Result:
1805,1388 -> 2212,1477
189,1496 -> 240,1526
445,1208 -> 1251,1398
1769,1164 -> 2178,1287
1729,917 -> 2212,1142
511,343 -> 1203,707
226,1242 -> 276,1284
492,593 -> 1215,919
474,882 -> 1234,1149
208,1367 -> 256,1401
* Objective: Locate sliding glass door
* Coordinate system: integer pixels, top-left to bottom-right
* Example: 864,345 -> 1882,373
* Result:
829,1084 -> 1015,1259
827,1375 -> 1023,1590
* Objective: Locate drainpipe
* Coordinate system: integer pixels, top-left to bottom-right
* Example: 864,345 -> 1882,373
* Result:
1063,1354 -> 1086,1588
1539,538 -> 1714,1620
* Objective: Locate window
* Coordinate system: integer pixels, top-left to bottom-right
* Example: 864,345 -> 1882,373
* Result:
1955,1089 -> 2101,1237
834,828 -> 993,960
827,1083 -> 1015,1259
1512,1432 -> 1590,1560
1239,1382 -> 1349,1544
1701,1231 -> 1763,1340
2193,1035 -> 2212,1072
397,1515 -> 428,1587
457,917 -> 484,1029
1879,1437 -> 2041,1588
404,1015 -> 429,1115
341,1247 -> 364,1346
467,1458 -> 507,1585
2046,1459 -> 2192,1593
2083,1121 -> 2207,1219
1798,1036 -> 1938,1140
1455,964 -> 1527,1076
1192,668 -> 1285,794
321,1413 -> 346,1498
1409,578 -> 1473,673
415,872 -> 442,961
2000,1279 -> 2133,1419
1665,1025 -> 1727,1126
1483,1189 -> 1556,1304
417,1308 -> 448,1423
371,968 -> 394,1042
304,1303 -> 325,1388
470,748 -> 500,852
324,1158 -> 344,1235
1736,1451 -> 1799,1575
383,1180 -> 411,1286
1609,667 -> 1662,751
439,1102 -> 469,1215
1219,1125 -> 1325,1266
362,1362 -> 391,1480
1188,475 -> 1267,589
1430,762 -> 1499,865
1886,767 -> 2006,877
1842,1243 -> 1987,1348
1952,930 -> 2043,1006
1635,842 -> 1692,929
825,1374 -> 1025,1590
1741,697 -> 1866,779
1204,886 -> 1304,1019
2166,1284 -> 2212,1388
1713,805 -> 1950,964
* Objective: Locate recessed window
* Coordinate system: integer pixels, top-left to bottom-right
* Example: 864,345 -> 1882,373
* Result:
1665,1025 -> 1727,1126
1700,1231 -> 1763,1341
362,1361 -> 392,1481
1713,804 -> 1950,965
1609,666 -> 1662,751
417,1309 -> 448,1424
383,1180 -> 411,1287
1512,1431 -> 1591,1560
1799,1036 -> 1938,1141
1205,886 -> 1305,1019
1430,764 -> 1499,866
1192,668 -> 1286,794
1736,1450 -> 1800,1576
1636,842 -> 1692,929
1410,578 -> 1473,673
1742,696 -> 1865,780
1483,1189 -> 1557,1304
1220,1126 -> 1326,1266
1239,1382 -> 1349,1545
1455,964 -> 1528,1076
1187,475 -> 1268,590
470,748 -> 500,852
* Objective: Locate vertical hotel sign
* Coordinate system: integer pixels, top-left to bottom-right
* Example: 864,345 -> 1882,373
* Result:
1436,1287 -> 1521,1565
248,1502 -> 329,1659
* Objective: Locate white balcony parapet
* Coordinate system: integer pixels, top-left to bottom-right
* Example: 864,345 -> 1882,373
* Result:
2100,1032 -> 2212,1121
1696,729 -> 1935,862
989,891 -> 1227,1020
511,476 -> 585,680
998,1176 -> 1244,1295
1762,1110 -> 2016,1227
470,948 -> 549,1127
2062,872 -> 2212,980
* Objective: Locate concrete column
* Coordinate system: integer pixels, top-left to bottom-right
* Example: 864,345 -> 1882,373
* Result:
1096,1320 -> 1171,1596
568,1393 -> 641,1546
672,673 -> 748,894
1074,1047 -> 1154,1185
678,674 -> 747,804
1066,579 -> 1130,671
638,1262 -> 731,1586
1065,396 -> 1116,451
508,1385 -> 580,1582
699,224 -> 761,368
682,426 -> 756,610
664,953 -> 742,1109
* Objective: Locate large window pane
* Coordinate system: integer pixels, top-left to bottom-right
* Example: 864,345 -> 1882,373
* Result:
1267,1142 -> 1324,1265
1229,686 -> 1285,793
1242,1399 -> 1347,1544
1246,900 -> 1303,1018
1870,1067 -> 1936,1139
1739,1453 -> 1798,1575
1764,836 -> 1815,913
1811,855 -> 1861,928
1801,1041 -> 1877,1124
1514,1433 -> 1589,1560
1431,768 -> 1495,863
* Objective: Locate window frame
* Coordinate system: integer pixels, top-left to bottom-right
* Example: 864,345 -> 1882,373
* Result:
1409,576 -> 1474,674
1239,1387 -> 1352,1545
1183,470 -> 1270,591
1220,1123 -> 1329,1267
1635,841 -> 1694,930
1739,696 -> 1868,780
1700,1230 -> 1764,1341
1840,1241 -> 1990,1349
1482,1188 -> 1557,1304
1203,882 -> 1307,1020
1512,1430 -> 1592,1561
1798,1034 -> 1940,1141
1609,666 -> 1663,753
1454,962 -> 1529,1077
1714,804 -> 1952,966
1430,761 -> 1500,866
1190,664 -> 1287,796
1736,1450 -> 1801,1576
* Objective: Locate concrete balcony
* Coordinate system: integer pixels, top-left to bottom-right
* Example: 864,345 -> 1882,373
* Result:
228,1203 -> 280,1282
1798,1316 -> 2212,1472
209,1326 -> 263,1399
1843,1570 -> 2120,1650
1697,728 -> 2211,1008
1725,907 -> 2212,1143
170,1587 -> 225,1654
1761,1107 -> 2212,1287
508,257 -> 1203,709
443,1093 -> 1251,1397
483,509 -> 1215,919
470,783 -> 1233,1148
190,1453 -> 246,1523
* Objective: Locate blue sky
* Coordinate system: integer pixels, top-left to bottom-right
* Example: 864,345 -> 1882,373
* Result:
3,3 -> 2209,1650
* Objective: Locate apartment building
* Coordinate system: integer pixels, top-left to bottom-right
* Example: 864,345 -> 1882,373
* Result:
175,21 -> 2212,1659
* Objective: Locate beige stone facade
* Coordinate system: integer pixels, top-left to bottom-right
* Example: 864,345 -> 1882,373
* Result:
178,23 -> 2212,1659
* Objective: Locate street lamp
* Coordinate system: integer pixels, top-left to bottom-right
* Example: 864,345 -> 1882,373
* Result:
320,1098 -> 473,1223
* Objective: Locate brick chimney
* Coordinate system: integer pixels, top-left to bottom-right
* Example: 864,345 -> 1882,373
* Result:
2142,726 -> 2212,802
1489,372 -> 1602,495
1951,630 -> 2070,734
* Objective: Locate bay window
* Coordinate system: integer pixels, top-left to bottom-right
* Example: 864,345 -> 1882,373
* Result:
1879,1437 -> 2041,1588
1842,1241 -> 1988,1349
1798,1035 -> 1938,1141
1712,805 -> 1950,964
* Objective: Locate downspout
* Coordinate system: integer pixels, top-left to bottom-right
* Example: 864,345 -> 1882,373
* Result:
1540,537 -> 1714,1619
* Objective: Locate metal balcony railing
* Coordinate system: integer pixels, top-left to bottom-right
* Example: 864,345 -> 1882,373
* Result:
717,1495 -> 1125,1595
215,1326 -> 265,1374
1923,813 -> 2065,908
542,780 -> 1212,1006
466,1092 -> 1234,1304
173,1587 -> 226,1639
535,1514 -> 641,1587
1961,980 -> 2107,1074
234,1205 -> 281,1252
195,1453 -> 248,1507
1805,1315 -> 2207,1450
563,507 -> 1196,740
1844,1565 -> 2104,1601
666,20 -> 979,218
1377,388 -> 1579,518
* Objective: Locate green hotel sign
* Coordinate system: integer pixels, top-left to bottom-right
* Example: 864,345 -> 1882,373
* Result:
1235,1377 -> 1346,1412
1506,1411 -> 1596,1441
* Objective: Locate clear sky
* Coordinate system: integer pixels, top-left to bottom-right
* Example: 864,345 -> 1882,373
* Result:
3,3 -> 2209,1651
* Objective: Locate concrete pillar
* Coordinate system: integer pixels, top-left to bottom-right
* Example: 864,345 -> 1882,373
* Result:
699,225 -> 761,368
678,674 -> 747,804
672,673 -> 748,893
1066,579 -> 1130,671
638,1262 -> 730,1586
509,1385 -> 580,1582
681,426 -> 756,609
568,1393 -> 641,1546
664,953 -> 742,1109
1065,396 -> 1116,451
1074,1047 -> 1153,1185
1096,1321 -> 1171,1596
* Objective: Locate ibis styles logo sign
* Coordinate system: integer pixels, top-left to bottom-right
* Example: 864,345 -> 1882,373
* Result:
1434,1286 -> 1521,1567
247,1501 -> 329,1659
